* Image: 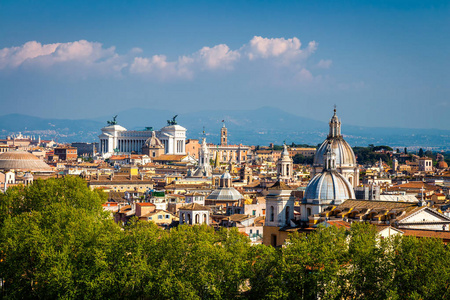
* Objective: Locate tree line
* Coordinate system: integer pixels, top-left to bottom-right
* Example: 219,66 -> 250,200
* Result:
0,177 -> 449,299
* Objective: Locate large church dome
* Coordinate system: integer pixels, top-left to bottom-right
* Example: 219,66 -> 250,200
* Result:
313,108 -> 356,168
305,170 -> 355,201
314,138 -> 356,168
0,151 -> 52,172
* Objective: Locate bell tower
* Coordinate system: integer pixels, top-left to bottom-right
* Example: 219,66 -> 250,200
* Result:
220,122 -> 227,146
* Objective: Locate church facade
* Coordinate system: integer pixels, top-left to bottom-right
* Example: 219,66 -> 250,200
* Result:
208,123 -> 251,164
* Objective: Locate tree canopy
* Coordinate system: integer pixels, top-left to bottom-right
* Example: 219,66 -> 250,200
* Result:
1,177 -> 449,299
353,146 -> 392,166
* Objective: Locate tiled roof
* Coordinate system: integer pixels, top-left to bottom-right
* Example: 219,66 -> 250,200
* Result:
226,214 -> 253,222
179,203 -> 210,211
325,220 -> 351,229
153,155 -> 187,161
137,203 -> 155,207
401,229 -> 450,240
268,180 -> 291,190
338,199 -> 416,210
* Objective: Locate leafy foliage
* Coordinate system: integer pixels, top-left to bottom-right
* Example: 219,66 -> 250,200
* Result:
1,178 -> 450,299
353,146 -> 391,166
293,154 -> 314,165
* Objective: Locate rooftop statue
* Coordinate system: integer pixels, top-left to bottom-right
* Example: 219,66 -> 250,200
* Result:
167,115 -> 178,126
107,115 -> 118,126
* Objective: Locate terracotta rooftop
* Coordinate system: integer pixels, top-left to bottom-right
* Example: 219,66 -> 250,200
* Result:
401,229 -> 450,240
153,154 -> 187,161
137,203 -> 156,207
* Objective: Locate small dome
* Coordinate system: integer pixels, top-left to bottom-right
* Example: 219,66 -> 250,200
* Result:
0,151 -> 52,172
305,170 -> 355,201
144,131 -> 163,147
207,187 -> 243,201
437,161 -> 448,169
221,172 -> 232,180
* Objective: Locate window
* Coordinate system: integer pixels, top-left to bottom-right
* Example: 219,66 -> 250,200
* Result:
250,229 -> 253,234
256,230 -> 259,235
158,215 -> 163,220
262,209 -> 265,215
270,206 -> 274,222
285,206 -> 290,225
252,210 -> 256,216
166,214 -> 170,219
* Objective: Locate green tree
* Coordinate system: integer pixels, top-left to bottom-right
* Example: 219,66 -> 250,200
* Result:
343,223 -> 395,300
282,226 -> 348,299
247,245 -> 287,299
293,154 -> 314,165
0,176 -> 106,226
390,236 -> 450,299
419,148 -> 424,157
0,203 -> 120,299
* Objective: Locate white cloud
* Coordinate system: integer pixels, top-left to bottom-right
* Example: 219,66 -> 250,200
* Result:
296,68 -> 314,82
0,41 -> 59,68
245,36 -> 317,63
0,40 -> 118,69
317,59 -> 332,69
0,36 -> 325,82
195,44 -> 240,70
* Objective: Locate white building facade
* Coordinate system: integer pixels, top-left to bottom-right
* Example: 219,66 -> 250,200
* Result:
98,119 -> 187,159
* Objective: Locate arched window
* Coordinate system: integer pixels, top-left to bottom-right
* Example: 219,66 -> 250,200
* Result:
203,213 -> 207,223
285,206 -> 290,225
195,214 -> 199,224
270,206 -> 274,222
307,208 -> 311,217
181,213 -> 185,223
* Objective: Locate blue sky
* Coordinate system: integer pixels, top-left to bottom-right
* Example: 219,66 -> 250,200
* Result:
0,0 -> 449,129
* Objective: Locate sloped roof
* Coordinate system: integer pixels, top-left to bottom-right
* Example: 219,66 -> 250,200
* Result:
153,155 -> 187,161
179,203 -> 210,211
401,229 -> 450,240
268,180 -> 291,190
338,199 -> 416,211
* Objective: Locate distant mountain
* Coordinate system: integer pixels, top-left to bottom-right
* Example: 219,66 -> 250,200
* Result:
1,108 -> 450,149
0,114 -> 102,143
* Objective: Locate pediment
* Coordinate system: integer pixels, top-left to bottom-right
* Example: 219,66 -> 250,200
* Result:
398,207 -> 450,224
